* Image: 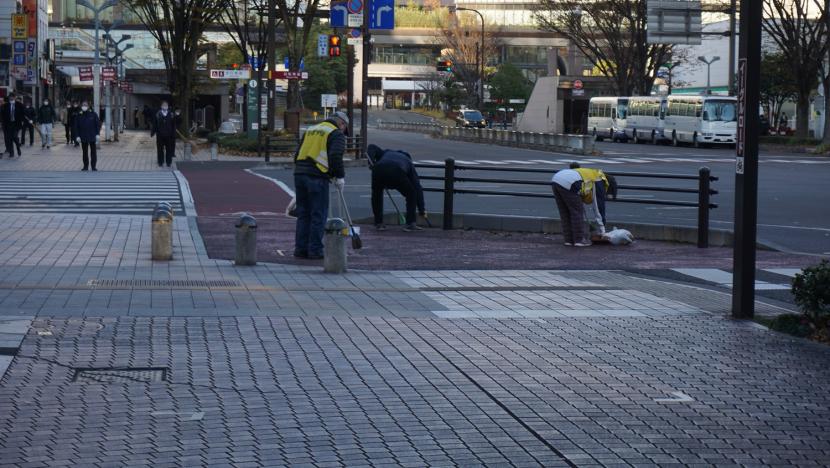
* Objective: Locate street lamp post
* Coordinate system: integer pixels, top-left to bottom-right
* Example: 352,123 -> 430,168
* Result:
103,29 -> 128,141
698,55 -> 721,94
76,0 -> 119,144
105,34 -> 132,141
448,6 -> 485,108
664,61 -> 681,94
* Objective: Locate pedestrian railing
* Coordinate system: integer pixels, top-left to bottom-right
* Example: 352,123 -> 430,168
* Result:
414,158 -> 719,248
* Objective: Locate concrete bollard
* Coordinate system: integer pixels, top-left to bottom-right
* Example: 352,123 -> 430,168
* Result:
234,213 -> 257,266
183,142 -> 192,161
151,203 -> 173,261
210,143 -> 218,160
323,218 -> 348,274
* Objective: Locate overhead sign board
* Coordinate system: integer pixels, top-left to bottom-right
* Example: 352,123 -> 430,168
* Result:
370,0 -> 395,30
321,94 -> 338,108
78,66 -> 93,81
101,66 -> 116,81
268,71 -> 309,80
210,69 -> 251,79
647,0 -> 702,45
11,14 -> 27,39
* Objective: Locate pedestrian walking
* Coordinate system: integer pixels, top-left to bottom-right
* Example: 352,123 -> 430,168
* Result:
22,100 -> 37,146
37,98 -> 57,149
72,101 -> 101,171
151,101 -> 181,167
366,144 -> 426,232
133,106 -> 140,129
61,104 -> 71,144
293,111 -> 348,259
69,101 -> 81,146
1,93 -> 24,158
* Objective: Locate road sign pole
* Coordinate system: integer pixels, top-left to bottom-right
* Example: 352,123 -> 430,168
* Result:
360,3 -> 370,158
347,43 -> 355,138
732,0 -> 762,319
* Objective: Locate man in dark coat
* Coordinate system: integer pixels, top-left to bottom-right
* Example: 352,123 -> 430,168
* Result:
142,105 -> 154,130
72,101 -> 102,171
21,100 -> 37,146
366,144 -> 426,232
151,101 -> 181,167
292,111 -> 348,259
68,101 -> 81,146
0,93 -> 24,158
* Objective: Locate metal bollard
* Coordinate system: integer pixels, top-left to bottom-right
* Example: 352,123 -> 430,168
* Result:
235,213 -> 257,266
323,218 -> 348,273
151,203 -> 173,261
210,143 -> 218,160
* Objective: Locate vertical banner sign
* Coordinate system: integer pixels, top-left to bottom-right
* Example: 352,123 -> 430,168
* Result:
11,15 -> 28,39
24,0 -> 37,36
735,59 -> 746,175
247,79 -> 259,138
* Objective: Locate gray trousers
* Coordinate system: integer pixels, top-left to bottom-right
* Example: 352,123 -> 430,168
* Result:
553,182 -> 587,244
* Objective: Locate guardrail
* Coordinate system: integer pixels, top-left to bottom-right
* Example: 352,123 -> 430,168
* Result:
376,120 -> 595,155
415,158 -> 719,248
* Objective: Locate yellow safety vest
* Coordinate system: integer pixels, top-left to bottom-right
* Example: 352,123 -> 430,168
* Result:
575,168 -> 609,204
296,121 -> 337,173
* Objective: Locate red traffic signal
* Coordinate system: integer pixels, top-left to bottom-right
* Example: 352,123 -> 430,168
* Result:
328,35 -> 341,57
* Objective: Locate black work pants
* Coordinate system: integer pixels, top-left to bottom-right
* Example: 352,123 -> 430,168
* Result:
372,166 -> 417,225
4,124 -> 20,156
64,122 -> 71,143
156,136 -> 175,166
81,141 -> 97,169
21,122 -> 34,145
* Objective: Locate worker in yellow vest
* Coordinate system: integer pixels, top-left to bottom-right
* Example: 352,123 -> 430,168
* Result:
293,111 -> 349,259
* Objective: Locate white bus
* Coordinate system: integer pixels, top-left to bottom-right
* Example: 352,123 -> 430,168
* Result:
588,97 -> 628,142
624,96 -> 667,144
664,95 -> 737,147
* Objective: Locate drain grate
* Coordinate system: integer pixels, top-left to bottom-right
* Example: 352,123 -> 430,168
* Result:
73,367 -> 168,384
87,279 -> 240,288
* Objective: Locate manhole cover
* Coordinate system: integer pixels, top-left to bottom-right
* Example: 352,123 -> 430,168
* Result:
87,279 -> 240,288
73,367 -> 168,384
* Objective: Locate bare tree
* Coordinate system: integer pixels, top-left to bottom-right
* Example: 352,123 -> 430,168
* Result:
533,0 -> 672,96
125,0 -> 227,137
218,0 -> 279,130
417,72 -> 447,110
762,0 -> 827,138
274,0 -> 323,109
438,12 -> 501,107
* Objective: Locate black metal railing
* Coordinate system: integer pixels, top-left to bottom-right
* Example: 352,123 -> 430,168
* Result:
415,158 -> 719,248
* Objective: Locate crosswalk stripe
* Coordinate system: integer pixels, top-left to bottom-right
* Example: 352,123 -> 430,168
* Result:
671,268 -> 791,290
762,268 -> 802,278
0,172 -> 183,215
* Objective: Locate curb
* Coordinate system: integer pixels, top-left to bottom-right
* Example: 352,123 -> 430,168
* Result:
355,212 -> 778,250
256,158 -> 369,170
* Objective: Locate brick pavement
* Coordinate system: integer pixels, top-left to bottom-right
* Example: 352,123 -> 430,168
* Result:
0,132 -> 826,466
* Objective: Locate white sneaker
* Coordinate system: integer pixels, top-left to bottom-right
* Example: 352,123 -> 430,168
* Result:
563,242 -> 573,246
574,242 -> 592,247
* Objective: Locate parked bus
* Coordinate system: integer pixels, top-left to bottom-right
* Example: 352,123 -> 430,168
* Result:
624,96 -> 667,144
587,97 -> 628,142
664,95 -> 737,147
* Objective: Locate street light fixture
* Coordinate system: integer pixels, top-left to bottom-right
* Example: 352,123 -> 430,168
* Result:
76,0 -> 119,145
448,5 -> 485,109
697,55 -> 721,95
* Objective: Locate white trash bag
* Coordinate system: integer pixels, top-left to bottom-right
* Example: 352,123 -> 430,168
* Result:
604,227 -> 634,245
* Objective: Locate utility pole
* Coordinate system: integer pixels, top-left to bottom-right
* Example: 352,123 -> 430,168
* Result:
347,45 -> 354,138
76,0 -> 118,146
732,0 -> 762,319
728,0 -> 737,95
266,0 -> 276,162
360,5 -> 370,157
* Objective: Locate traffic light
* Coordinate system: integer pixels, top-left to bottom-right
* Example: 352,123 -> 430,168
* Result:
436,59 -> 452,72
328,35 -> 341,57
231,63 -> 239,69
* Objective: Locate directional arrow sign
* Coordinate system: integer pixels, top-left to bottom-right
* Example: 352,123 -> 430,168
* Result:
370,0 -> 395,30
330,1 -> 348,28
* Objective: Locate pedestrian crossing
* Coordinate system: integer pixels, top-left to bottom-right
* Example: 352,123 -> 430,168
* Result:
416,157 -> 830,166
670,267 -> 800,291
0,172 -> 183,215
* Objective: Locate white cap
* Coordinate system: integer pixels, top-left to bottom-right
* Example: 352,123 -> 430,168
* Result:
332,111 -> 350,126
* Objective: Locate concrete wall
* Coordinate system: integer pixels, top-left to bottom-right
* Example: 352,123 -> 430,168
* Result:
517,75 -> 561,133
376,121 -> 596,155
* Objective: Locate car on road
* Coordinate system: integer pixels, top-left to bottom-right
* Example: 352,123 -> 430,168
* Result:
455,109 -> 487,128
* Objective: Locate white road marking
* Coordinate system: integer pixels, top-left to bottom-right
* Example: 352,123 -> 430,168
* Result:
762,268 -> 802,278
654,391 -> 694,403
245,168 -> 295,197
671,268 -> 791,290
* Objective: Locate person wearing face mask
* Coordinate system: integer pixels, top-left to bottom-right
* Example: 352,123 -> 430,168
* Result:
69,101 -> 81,146
72,102 -> 101,171
151,101 -> 181,167
1,93 -> 24,158
37,99 -> 57,149
22,100 -> 37,147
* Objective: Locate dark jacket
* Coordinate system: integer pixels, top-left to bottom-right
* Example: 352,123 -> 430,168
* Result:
68,106 -> 80,126
293,119 -> 346,179
152,110 -> 180,138
73,110 -> 101,143
368,145 -> 425,213
0,101 -> 25,130
37,104 -> 57,124
23,106 -> 36,125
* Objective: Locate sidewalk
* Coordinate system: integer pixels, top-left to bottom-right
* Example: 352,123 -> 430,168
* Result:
0,133 -> 829,466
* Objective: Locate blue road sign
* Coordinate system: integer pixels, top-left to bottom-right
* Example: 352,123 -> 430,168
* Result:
370,0 -> 395,30
330,1 -> 348,27
247,56 -> 263,69
13,41 -> 26,53
347,0 -> 363,14
283,57 -> 305,70
13,54 -> 25,65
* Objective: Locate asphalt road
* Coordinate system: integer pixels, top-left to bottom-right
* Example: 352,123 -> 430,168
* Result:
262,110 -> 830,256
